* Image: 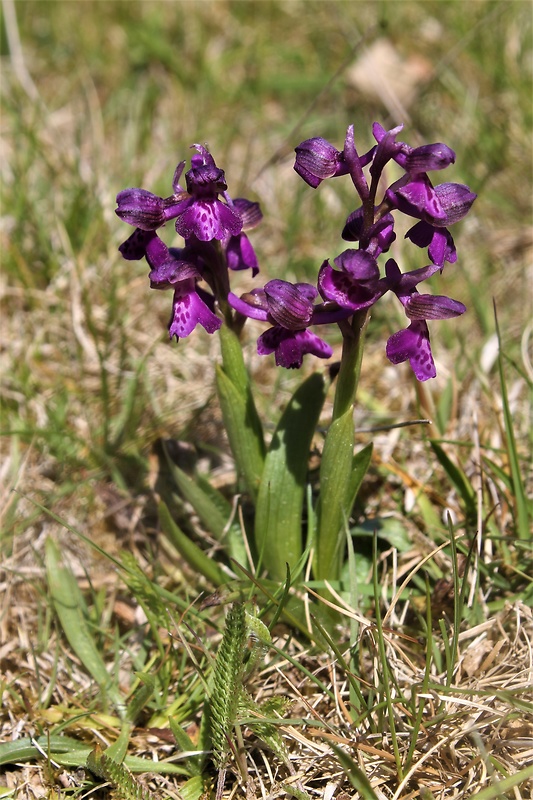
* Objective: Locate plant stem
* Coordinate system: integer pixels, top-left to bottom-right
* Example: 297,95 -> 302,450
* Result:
332,309 -> 369,422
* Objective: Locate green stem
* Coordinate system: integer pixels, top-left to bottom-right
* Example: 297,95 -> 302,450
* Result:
332,309 -> 369,421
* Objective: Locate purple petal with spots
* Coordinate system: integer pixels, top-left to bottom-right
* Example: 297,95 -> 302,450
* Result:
386,320 -> 436,381
176,199 -> 242,241
168,279 -> 222,339
119,229 -> 154,260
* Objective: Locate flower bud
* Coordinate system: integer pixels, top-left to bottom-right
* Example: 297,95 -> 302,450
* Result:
294,137 -> 345,188
115,189 -> 166,230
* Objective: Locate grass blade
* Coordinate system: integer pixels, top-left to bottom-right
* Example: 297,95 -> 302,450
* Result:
158,501 -> 230,587
494,304 -> 530,539
45,538 -> 126,719
329,743 -> 378,798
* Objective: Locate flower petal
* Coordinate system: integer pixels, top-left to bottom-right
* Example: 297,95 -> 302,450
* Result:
405,221 -> 457,267
294,137 -> 346,188
232,198 -> 263,230
168,280 -> 221,339
223,232 -> 259,275
176,199 -> 242,241
264,280 -> 315,329
405,143 -> 455,172
318,261 -> 386,310
405,294 -> 466,320
228,290 -> 269,321
333,249 -> 380,282
394,176 -> 447,224
257,327 -> 332,369
386,321 -> 436,380
118,228 -> 154,260
433,183 -> 477,226
115,189 -> 166,230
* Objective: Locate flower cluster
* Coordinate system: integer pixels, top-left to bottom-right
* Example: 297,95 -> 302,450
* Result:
116,124 -> 476,379
116,144 -> 262,339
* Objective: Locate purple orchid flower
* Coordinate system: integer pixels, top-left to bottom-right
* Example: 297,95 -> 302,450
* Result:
118,228 -> 221,339
369,122 -> 475,267
371,122 -> 456,173
115,161 -> 188,231
384,259 -> 466,380
318,249 -> 388,311
391,182 -> 476,267
174,145 -> 243,242
168,279 -> 222,339
229,279 -> 348,368
116,145 -> 247,244
294,127 -> 375,191
114,123 -> 474,380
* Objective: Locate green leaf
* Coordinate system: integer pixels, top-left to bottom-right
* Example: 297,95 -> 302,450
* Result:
158,502 -> 230,586
255,372 -> 327,581
177,776 -> 207,800
104,721 -> 133,764
126,673 -> 155,725
315,406 -> 372,581
430,440 -> 476,522
0,736 -> 189,774
168,717 -> 204,776
163,450 -> 248,567
216,365 -> 265,502
0,735 -> 89,767
216,325 -> 265,501
347,443 -> 373,518
45,538 -> 126,719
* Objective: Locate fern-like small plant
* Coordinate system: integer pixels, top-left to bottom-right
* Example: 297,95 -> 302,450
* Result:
87,747 -> 150,800
208,602 -> 248,770
205,601 -> 290,798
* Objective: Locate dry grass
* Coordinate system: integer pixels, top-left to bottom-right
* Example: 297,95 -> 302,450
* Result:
1,520 -> 532,798
1,0 -> 532,797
